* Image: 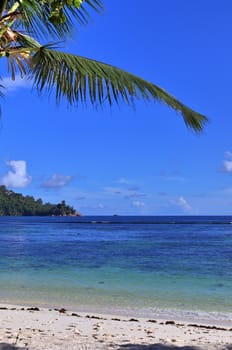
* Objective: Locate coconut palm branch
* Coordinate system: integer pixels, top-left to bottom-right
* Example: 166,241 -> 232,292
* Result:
0,0 -> 207,132
4,0 -> 103,40
30,46 -> 207,131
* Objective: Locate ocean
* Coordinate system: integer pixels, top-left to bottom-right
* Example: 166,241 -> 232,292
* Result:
0,216 -> 231,320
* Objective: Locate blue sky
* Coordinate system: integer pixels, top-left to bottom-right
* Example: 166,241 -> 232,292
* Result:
0,0 -> 232,215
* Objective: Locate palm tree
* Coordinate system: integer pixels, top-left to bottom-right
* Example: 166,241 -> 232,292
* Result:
0,0 -> 207,131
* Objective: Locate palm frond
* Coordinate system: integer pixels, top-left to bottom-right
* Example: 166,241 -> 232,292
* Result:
7,51 -> 31,80
30,47 -> 207,132
0,78 -> 5,119
6,0 -> 103,40
0,0 -> 8,18
16,32 -> 41,49
0,78 -> 5,98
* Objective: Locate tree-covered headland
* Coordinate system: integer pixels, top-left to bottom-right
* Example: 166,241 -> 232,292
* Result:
0,185 -> 79,216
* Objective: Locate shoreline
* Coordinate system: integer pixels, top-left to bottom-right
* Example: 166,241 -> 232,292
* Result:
1,299 -> 232,327
0,303 -> 231,349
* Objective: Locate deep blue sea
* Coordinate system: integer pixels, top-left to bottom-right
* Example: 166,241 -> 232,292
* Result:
0,216 -> 232,318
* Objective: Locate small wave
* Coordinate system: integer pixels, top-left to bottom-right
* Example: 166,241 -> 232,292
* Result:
59,220 -> 232,225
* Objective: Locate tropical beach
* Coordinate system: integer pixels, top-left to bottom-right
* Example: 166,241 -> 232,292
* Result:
1,0 -> 232,349
0,303 -> 231,349
0,216 -> 231,349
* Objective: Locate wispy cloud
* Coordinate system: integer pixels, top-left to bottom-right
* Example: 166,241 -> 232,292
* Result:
127,185 -> 140,191
104,186 -> 148,199
177,196 -> 192,212
2,75 -> 31,92
116,177 -> 131,185
124,191 -> 147,199
158,191 -> 168,196
158,170 -> 185,182
225,151 -> 232,158
221,151 -> 232,173
1,160 -> 32,188
104,186 -> 123,195
41,174 -> 72,189
221,187 -> 232,195
81,203 -> 105,210
167,196 -> 193,213
132,200 -> 145,208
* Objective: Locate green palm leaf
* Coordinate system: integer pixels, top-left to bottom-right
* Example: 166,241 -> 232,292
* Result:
0,81 -> 5,98
0,0 -> 8,18
5,0 -> 103,40
30,47 -> 207,132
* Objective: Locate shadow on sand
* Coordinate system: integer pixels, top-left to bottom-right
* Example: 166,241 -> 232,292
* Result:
0,344 -> 27,350
1,342 -> 232,350
118,344 -> 232,350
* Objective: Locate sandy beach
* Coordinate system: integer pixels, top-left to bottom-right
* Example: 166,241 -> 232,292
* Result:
0,304 -> 231,350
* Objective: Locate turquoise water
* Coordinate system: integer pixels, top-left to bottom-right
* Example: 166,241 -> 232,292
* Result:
0,216 -> 232,314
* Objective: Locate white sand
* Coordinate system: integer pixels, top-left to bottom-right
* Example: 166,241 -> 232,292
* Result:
0,304 -> 231,349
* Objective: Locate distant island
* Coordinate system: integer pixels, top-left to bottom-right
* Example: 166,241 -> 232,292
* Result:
0,185 -> 80,216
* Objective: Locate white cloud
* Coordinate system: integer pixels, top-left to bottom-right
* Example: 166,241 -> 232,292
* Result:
81,203 -> 105,210
158,191 -> 168,196
177,196 -> 192,212
104,186 -> 123,195
132,200 -> 145,208
159,171 -> 185,182
2,75 -> 31,92
222,160 -> 232,173
97,203 -> 104,209
75,196 -> 86,200
42,174 -> 72,188
125,192 -> 147,199
128,185 -> 140,191
1,160 -> 32,188
225,151 -> 232,158
222,152 -> 232,173
116,177 -> 131,185
104,186 -> 147,199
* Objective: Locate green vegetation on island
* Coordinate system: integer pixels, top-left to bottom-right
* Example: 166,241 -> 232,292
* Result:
0,185 -> 78,216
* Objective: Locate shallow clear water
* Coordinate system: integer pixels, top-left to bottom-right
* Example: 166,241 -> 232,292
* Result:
0,216 -> 232,314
